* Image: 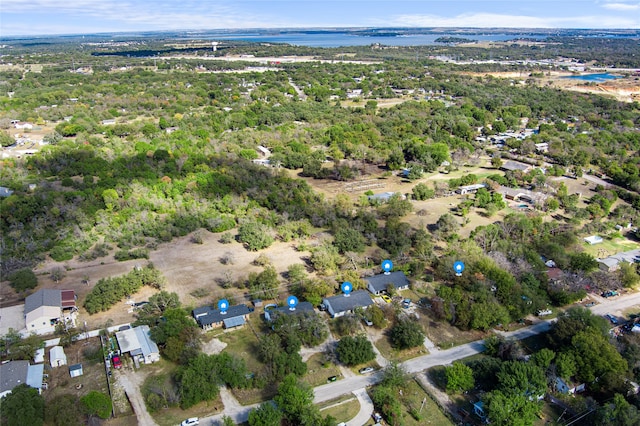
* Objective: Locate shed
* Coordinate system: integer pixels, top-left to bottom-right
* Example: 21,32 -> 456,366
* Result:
584,235 -> 603,245
49,346 -> 67,368
69,363 -> 83,378
33,348 -> 44,364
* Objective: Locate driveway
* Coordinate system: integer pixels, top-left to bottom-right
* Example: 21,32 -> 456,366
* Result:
347,388 -> 374,426
115,370 -> 158,426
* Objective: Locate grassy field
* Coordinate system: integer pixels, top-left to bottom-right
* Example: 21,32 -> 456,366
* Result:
374,334 -> 429,362
152,398 -> 224,426
319,394 -> 361,423
581,234 -> 640,258
395,379 -> 453,426
218,318 -> 264,374
303,353 -> 343,387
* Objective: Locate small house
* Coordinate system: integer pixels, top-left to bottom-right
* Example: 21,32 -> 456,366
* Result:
24,289 -> 76,334
264,301 -> 314,322
0,361 -> 44,397
115,325 -> 160,364
101,119 -> 116,125
555,377 -> 585,395
456,183 -> 486,195
597,248 -> 640,272
192,304 -> 251,330
69,363 -> 83,378
33,348 -> 44,364
365,271 -> 410,296
322,290 -> 374,318
49,346 -> 67,367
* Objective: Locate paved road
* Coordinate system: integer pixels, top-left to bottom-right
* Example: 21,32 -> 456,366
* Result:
313,291 -> 640,404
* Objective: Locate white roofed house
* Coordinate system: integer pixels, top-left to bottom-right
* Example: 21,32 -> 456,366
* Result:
24,289 -> 77,335
115,325 -> 160,364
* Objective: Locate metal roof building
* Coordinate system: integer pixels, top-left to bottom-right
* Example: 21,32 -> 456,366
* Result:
115,325 -> 160,364
0,361 -> 44,398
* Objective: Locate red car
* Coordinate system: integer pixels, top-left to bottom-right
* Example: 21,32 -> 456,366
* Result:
112,355 -> 122,369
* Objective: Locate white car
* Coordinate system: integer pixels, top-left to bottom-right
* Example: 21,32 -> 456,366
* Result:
359,367 -> 375,374
181,418 -> 199,426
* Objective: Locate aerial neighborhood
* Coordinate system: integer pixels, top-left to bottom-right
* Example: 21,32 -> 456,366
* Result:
1,22 -> 640,426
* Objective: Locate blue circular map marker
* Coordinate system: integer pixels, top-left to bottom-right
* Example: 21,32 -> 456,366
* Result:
453,261 -> 465,277
218,299 -> 229,313
341,282 -> 353,296
382,260 -> 393,274
287,295 -> 298,310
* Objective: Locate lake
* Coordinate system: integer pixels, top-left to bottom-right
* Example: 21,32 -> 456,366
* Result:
197,31 -> 534,48
563,73 -> 622,82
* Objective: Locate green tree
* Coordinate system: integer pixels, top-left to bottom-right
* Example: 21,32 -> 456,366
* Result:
380,361 -> 409,388
597,393 -> 640,426
45,394 -> 84,426
7,269 -> 38,292
248,402 -> 283,426
445,361 -> 475,393
389,318 -> 425,349
0,384 -> 45,426
531,348 -> 555,369
434,213 -> 459,239
569,252 -> 599,272
486,390 -> 541,426
412,183 -> 435,200
336,335 -> 376,366
497,361 -> 546,399
274,374 -> 322,426
238,220 -> 274,251
333,227 -> 365,253
571,330 -> 627,384
80,391 -> 112,419
0,130 -> 14,147
371,385 -> 403,426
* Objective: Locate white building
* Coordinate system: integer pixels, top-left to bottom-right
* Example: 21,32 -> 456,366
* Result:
49,346 -> 67,368
115,325 -> 160,364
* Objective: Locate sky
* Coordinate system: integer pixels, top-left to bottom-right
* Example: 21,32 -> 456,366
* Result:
1,0 -> 639,36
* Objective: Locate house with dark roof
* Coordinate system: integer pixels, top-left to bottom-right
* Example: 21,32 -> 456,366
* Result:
192,304 -> 251,330
322,290 -> 374,318
365,271 -> 410,296
115,325 -> 160,364
24,289 -> 76,334
0,360 -> 44,398
264,301 -> 314,322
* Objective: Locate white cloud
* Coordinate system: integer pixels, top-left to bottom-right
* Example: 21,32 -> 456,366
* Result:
602,2 -> 640,11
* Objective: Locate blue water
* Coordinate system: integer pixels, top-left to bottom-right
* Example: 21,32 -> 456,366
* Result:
198,32 -> 530,48
563,73 -> 622,82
